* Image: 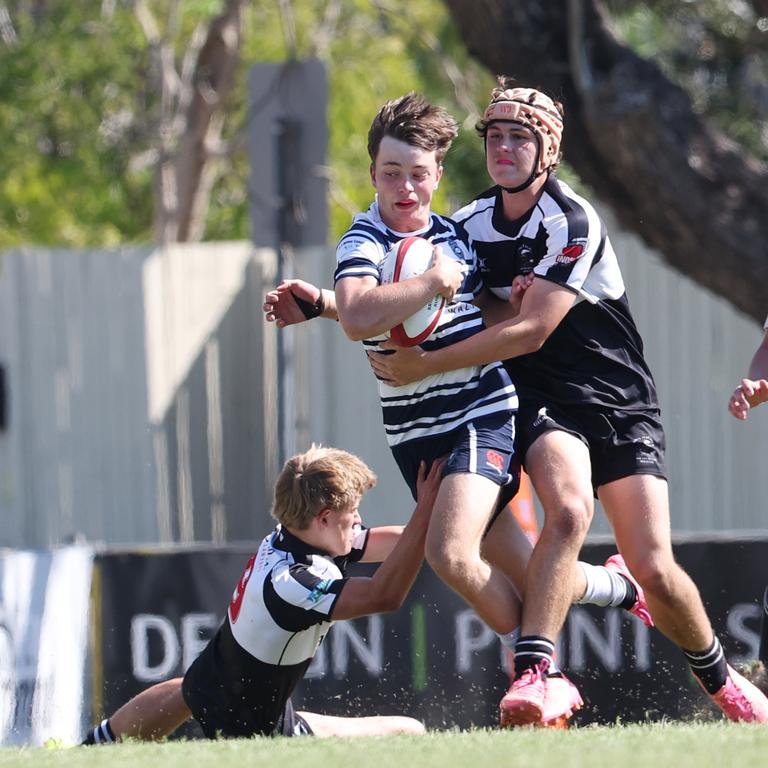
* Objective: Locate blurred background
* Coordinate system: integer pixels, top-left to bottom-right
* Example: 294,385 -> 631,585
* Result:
1,0 -> 767,745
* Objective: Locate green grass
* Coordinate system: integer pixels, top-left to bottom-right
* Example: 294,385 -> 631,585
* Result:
2,723 -> 768,768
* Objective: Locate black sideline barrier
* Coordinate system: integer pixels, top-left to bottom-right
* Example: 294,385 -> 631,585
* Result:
93,537 -> 768,732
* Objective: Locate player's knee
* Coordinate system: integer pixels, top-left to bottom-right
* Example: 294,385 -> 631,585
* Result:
542,499 -> 592,542
425,539 -> 468,585
628,555 -> 678,600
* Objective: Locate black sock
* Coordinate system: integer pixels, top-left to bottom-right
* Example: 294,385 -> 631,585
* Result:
618,575 -> 639,611
513,635 -> 555,679
81,718 -> 116,746
684,636 -> 728,694
759,584 -> 768,665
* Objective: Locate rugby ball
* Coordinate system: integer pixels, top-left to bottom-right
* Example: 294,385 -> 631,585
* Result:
379,237 -> 445,346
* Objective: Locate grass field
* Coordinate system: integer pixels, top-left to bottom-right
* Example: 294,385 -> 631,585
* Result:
1,723 -> 767,768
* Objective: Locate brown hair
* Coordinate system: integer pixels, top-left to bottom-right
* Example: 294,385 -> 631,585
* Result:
271,445 -> 377,530
367,92 -> 458,165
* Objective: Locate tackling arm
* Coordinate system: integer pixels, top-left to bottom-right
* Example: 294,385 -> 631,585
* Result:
331,459 -> 443,620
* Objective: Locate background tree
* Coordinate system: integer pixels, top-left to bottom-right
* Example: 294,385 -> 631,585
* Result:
443,0 -> 768,322
1,0 -> 766,321
0,0 -> 490,248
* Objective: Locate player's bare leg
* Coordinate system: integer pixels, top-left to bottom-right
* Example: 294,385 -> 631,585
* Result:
298,711 -> 425,737
110,678 -> 190,740
600,476 -> 710,647
499,431 -> 592,726
518,432 -> 593,640
424,472 -> 522,635
480,508 -> 533,597
601,474 -> 768,722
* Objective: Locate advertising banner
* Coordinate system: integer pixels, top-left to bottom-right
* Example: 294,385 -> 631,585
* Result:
0,546 -> 93,746
92,537 -> 768,731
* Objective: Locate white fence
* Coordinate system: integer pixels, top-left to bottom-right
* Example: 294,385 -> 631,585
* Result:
0,229 -> 766,548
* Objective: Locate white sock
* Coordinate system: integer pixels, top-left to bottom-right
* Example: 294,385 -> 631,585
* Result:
577,561 -> 629,607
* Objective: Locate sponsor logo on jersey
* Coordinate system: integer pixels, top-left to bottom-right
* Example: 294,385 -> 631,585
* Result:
555,239 -> 587,264
485,449 -> 506,473
308,578 -> 333,604
517,243 -> 536,273
446,238 -> 464,260
337,236 -> 379,263
633,436 -> 657,465
532,406 -> 549,427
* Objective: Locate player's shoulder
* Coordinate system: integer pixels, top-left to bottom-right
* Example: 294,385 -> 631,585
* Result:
427,212 -> 471,250
273,552 -> 343,593
336,210 -> 390,265
452,186 -> 498,224
540,175 -> 600,221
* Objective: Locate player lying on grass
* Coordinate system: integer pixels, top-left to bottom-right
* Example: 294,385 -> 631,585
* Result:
83,445 -> 439,743
263,92 -> 653,728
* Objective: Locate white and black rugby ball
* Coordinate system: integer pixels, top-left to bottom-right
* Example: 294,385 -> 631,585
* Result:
379,236 -> 445,347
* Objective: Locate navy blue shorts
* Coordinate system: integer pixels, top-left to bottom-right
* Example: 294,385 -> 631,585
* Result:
391,411 -> 519,510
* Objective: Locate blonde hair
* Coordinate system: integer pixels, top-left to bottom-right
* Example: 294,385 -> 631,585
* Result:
271,445 -> 377,530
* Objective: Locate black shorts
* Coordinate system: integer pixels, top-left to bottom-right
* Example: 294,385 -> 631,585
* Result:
515,399 -> 667,490
182,686 -> 313,740
182,644 -> 314,739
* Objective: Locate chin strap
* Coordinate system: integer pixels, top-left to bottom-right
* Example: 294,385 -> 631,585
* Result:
492,133 -> 546,194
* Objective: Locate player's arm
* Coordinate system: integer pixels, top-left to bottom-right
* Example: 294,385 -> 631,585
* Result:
359,526 -> 405,563
369,277 -> 576,385
729,327 -> 768,420
335,248 -> 462,342
473,274 -> 536,326
263,279 -> 339,327
331,459 -> 443,621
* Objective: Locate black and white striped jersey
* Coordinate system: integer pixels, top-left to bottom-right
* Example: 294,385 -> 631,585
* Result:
182,524 -> 368,736
454,176 -> 659,412
334,201 -> 518,447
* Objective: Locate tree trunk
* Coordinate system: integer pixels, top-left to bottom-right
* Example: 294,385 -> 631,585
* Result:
150,0 -> 243,244
444,0 -> 768,323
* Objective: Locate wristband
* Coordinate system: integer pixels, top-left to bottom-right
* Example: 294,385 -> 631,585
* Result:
294,290 -> 325,320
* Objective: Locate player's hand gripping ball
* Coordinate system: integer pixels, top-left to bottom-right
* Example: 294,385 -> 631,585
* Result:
379,237 -> 445,346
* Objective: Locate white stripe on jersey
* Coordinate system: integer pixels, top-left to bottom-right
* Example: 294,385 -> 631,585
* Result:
455,179 -> 624,305
335,201 -> 517,447
533,181 -> 624,304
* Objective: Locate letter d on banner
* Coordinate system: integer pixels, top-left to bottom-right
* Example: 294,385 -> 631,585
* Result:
131,615 -> 180,681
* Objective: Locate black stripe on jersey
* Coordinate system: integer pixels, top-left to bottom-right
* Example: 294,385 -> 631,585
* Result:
422,310 -> 484,350
383,387 -> 516,437
458,187 -> 496,226
359,305 -> 485,354
540,177 -> 604,284
346,221 -> 390,241
263,568 -> 340,633
335,256 -> 379,280
379,367 -> 488,402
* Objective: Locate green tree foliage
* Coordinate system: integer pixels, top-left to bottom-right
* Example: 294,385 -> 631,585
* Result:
2,1 -> 765,249
0,0 -> 491,248
605,0 -> 768,160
